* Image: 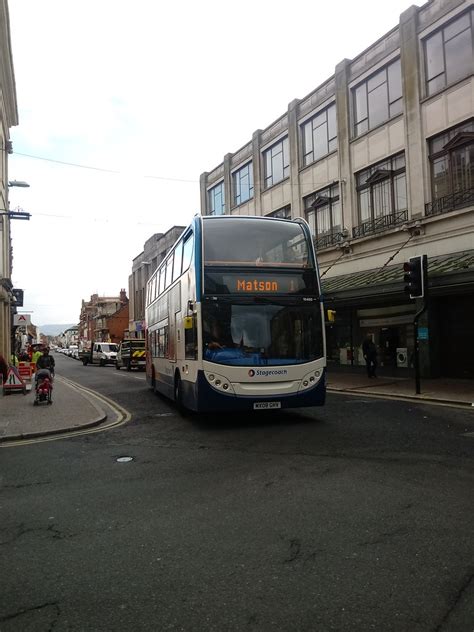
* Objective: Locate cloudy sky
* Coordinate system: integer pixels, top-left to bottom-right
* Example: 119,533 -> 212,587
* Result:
8,0 -> 420,326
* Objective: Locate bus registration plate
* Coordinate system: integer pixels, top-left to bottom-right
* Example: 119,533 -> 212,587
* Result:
253,401 -> 281,410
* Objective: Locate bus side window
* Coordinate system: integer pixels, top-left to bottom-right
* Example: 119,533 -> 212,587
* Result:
165,255 -> 174,289
173,241 -> 183,282
181,233 -> 194,274
158,268 -> 164,295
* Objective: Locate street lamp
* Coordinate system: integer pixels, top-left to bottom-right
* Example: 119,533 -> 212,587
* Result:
0,207 -> 31,220
2,180 -> 31,220
8,180 -> 30,188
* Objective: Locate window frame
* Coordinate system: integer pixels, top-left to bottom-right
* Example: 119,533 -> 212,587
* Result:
428,119 -> 474,201
423,9 -> 474,97
232,161 -> 254,207
356,152 -> 407,225
266,205 -> 291,220
352,58 -> 403,137
304,185 -> 341,243
301,103 -> 337,167
208,181 -> 225,216
263,136 -> 290,189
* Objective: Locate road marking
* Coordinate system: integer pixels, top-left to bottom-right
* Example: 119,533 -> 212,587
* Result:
114,372 -> 145,381
329,389 -> 474,411
0,377 -> 132,448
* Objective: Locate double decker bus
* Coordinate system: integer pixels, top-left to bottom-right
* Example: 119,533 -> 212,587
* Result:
145,215 -> 326,412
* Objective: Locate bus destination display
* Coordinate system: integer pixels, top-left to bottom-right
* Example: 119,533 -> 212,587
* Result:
204,271 -> 317,295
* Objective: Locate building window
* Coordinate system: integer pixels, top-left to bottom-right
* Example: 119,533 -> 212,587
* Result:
301,104 -> 337,166
353,59 -> 402,137
208,182 -> 225,216
267,205 -> 291,219
304,185 -> 342,248
426,120 -> 474,216
354,153 -> 407,237
424,11 -> 474,96
233,162 -> 254,206
263,137 -> 289,188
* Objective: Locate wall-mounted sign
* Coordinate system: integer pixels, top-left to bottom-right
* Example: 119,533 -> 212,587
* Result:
418,327 -> 429,340
13,313 -> 31,326
12,288 -> 24,306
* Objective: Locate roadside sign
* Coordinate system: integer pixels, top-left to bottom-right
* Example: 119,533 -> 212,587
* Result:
18,362 -> 33,381
3,366 -> 26,394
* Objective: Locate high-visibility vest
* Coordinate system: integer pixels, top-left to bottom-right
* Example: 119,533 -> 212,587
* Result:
32,351 -> 42,365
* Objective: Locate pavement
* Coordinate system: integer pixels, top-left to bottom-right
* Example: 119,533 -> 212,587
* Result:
0,374 -> 107,443
326,368 -> 474,407
0,367 -> 472,443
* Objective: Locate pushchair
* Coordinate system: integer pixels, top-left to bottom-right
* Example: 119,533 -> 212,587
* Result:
34,369 -> 53,405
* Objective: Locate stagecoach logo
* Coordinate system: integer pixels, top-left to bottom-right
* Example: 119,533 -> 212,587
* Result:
248,368 -> 288,378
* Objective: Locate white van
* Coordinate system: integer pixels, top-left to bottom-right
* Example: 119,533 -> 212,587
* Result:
82,342 -> 118,366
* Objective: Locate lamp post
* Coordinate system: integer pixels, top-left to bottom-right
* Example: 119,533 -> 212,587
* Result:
3,180 -> 31,359
8,180 -> 30,188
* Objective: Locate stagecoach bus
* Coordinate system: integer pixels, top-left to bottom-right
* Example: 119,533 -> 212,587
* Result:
145,215 -> 326,412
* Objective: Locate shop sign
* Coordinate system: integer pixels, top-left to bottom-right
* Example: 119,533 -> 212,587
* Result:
13,314 -> 31,326
360,315 -> 413,327
418,327 -> 429,340
12,288 -> 24,306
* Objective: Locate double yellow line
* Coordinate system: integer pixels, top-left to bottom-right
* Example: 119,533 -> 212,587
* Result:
1,377 -> 132,448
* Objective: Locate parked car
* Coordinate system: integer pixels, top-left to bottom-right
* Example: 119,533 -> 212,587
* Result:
68,345 -> 79,358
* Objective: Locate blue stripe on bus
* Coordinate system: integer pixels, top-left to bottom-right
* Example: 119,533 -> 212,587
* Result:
194,216 -> 202,300
188,368 -> 326,413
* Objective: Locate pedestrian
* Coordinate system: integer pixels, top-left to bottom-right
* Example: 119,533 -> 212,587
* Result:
31,347 -> 43,368
10,352 -> 19,367
362,336 -> 377,378
36,347 -> 55,378
0,354 -> 8,384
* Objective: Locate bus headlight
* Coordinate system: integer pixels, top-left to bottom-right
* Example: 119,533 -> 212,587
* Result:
204,371 -> 235,394
298,369 -> 323,392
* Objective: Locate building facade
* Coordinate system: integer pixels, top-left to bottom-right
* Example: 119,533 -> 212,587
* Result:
128,226 -> 185,337
0,0 -> 18,361
200,0 -> 474,379
78,290 -> 128,345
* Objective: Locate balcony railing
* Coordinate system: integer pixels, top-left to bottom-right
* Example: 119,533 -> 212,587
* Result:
425,187 -> 474,217
352,209 -> 408,239
314,231 -> 345,250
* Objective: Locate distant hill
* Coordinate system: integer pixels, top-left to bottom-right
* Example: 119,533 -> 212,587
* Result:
39,324 -> 76,337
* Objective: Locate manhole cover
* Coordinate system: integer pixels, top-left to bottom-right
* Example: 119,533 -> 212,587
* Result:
116,456 -> 133,463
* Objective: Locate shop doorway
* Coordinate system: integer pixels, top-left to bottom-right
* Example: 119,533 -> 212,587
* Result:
378,327 -> 399,368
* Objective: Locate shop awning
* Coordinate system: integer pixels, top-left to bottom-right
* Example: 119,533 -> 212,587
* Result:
321,249 -> 474,303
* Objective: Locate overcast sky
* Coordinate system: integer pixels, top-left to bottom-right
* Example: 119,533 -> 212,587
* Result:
8,0 -> 421,327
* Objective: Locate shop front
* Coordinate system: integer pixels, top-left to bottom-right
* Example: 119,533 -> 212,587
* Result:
322,249 -> 474,380
326,304 -> 416,373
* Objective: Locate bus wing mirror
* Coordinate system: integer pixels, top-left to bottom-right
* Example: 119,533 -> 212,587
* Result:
184,316 -> 193,330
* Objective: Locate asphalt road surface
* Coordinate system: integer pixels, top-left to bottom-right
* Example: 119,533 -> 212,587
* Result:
1,353 -> 473,631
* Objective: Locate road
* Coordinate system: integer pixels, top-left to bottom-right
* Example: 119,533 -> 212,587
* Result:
1,353 -> 473,631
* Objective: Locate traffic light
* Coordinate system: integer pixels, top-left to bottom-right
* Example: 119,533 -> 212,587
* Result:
403,255 -> 427,299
